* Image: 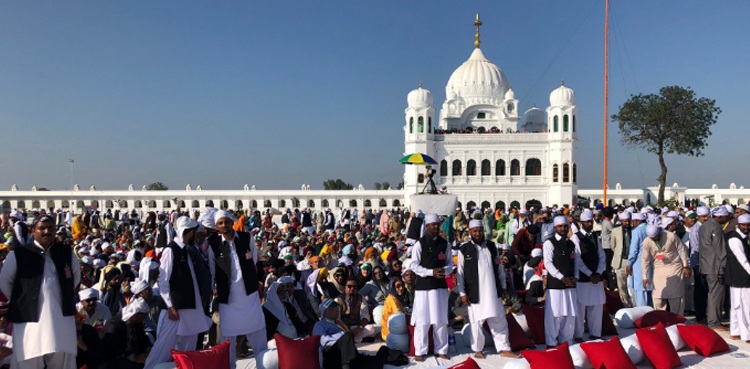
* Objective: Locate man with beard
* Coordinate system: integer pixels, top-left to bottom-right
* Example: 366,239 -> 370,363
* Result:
543,215 -> 580,348
457,220 -> 517,359
410,214 -> 453,361
144,217 -> 213,369
610,211 -> 633,307
155,211 -> 174,249
209,210 -> 267,369
0,215 -> 80,369
571,210 -> 606,342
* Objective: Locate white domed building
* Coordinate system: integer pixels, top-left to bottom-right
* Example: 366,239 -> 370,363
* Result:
403,16 -> 578,210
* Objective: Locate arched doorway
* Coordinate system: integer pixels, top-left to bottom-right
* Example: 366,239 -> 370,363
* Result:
495,201 -> 506,211
509,201 -> 520,210
90,200 -> 99,209
263,200 -> 272,208
481,201 -> 491,210
378,199 -> 386,207
321,200 -> 329,208
236,200 -> 243,210
392,200 -> 401,207
466,201 -> 476,211
220,200 -> 229,210
307,200 -> 314,208
364,200 -> 371,207
32,200 -> 41,209
191,200 -> 200,208
206,200 -> 215,208
525,199 -> 542,210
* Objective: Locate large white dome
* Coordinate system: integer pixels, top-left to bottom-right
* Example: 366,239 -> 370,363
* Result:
549,82 -> 575,106
524,105 -> 545,123
446,48 -> 509,101
407,85 -> 433,107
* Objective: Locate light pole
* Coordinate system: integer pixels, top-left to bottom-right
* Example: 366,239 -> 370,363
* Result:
69,159 -> 74,191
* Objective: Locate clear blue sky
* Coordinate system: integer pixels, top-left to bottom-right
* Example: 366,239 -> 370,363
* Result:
1,1 -> 748,191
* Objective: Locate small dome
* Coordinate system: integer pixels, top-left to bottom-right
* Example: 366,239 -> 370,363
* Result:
446,48 -> 509,101
549,81 -> 575,106
504,86 -> 516,100
407,85 -> 433,107
523,106 -> 545,123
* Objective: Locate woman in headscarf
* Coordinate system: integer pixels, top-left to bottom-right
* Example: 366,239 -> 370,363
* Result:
380,277 -> 412,340
327,266 -> 346,298
72,214 -> 87,240
355,263 -> 372,290
142,211 -> 157,233
359,265 -> 388,308
262,282 -> 299,340
101,266 -> 125,316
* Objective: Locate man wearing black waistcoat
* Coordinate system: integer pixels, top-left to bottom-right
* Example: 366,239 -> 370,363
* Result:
209,210 -> 267,369
543,215 -> 581,348
410,214 -> 454,362
0,215 -> 80,369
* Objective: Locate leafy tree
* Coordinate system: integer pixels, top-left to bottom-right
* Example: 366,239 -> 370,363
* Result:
145,182 -> 169,191
323,179 -> 353,190
373,182 -> 382,190
382,182 -> 391,190
397,180 -> 404,190
37,187 -> 50,191
612,86 -> 720,205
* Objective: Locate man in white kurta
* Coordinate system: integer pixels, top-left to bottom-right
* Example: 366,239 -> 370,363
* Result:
457,220 -> 517,359
410,214 -> 454,361
209,210 -> 267,369
543,216 -> 581,348
0,216 -> 81,369
725,214 -> 750,341
144,216 -> 213,369
571,210 -> 606,341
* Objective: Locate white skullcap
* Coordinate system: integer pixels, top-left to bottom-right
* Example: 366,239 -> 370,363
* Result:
667,211 -> 680,218
646,225 -> 660,238
424,213 -> 440,225
738,204 -> 750,213
696,206 -> 710,216
640,207 -> 650,214
725,204 -> 734,214
130,279 -> 149,295
415,209 -> 423,215
553,215 -> 568,226
661,207 -> 669,214
92,258 -> 106,269
175,216 -> 198,236
580,210 -> 594,222
214,210 -> 236,223
531,248 -> 543,258
78,288 -> 99,301
9,210 -> 23,220
468,220 -> 483,229
102,242 -> 113,249
713,207 -> 730,217
520,209 -> 528,215
660,217 -> 674,228
500,243 -> 511,251
632,212 -> 646,221
121,298 -> 150,322
198,207 -> 217,229
619,211 -> 631,220
738,214 -> 750,224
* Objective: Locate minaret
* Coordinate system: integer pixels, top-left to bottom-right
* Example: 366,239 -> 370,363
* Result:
404,83 -> 435,197
547,80 -> 578,206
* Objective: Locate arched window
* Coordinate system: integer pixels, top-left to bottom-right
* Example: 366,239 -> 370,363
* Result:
428,117 -> 432,133
409,117 -> 413,133
563,115 -> 569,132
379,199 -> 387,207
477,112 -> 486,119
496,160 -> 506,176
349,199 -> 357,207
563,163 -> 570,182
393,199 -> 401,207
572,115 -> 576,132
452,160 -> 462,176
364,200 -> 371,207
495,201 -> 506,210
481,159 -> 491,176
264,200 -> 272,208
510,159 -> 520,176
418,117 -> 424,133
279,199 -> 286,208
553,164 -> 559,182
190,200 -> 199,208
321,199 -> 329,208
440,160 -> 448,176
252,200 -> 258,208
553,116 -> 559,132
307,200 -> 314,208
525,158 -> 542,176
467,160 -> 477,176
481,201 -> 491,210
477,126 -> 486,133
573,163 -> 577,183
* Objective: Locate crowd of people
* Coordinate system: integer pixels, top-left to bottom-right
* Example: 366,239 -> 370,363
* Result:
0,200 -> 748,369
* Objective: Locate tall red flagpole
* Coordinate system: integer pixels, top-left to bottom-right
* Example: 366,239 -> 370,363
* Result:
603,0 -> 610,206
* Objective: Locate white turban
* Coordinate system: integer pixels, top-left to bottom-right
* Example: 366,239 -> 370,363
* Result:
78,288 -> 99,301
424,213 -> 440,225
738,214 -> 750,224
520,209 -> 528,215
660,217 -> 674,228
92,259 -> 106,269
553,215 -> 568,226
197,207 -> 217,229
631,212 -> 646,221
696,206 -> 710,216
646,225 -> 660,238
531,248 -> 543,258
121,298 -> 150,322
713,207 -> 730,217
468,220 -> 483,229
175,216 -> 198,237
130,279 -> 149,295
738,204 -> 750,213
580,210 -> 593,222
619,211 -> 631,220
214,210 -> 236,223
9,211 -> 23,220
725,204 -> 734,214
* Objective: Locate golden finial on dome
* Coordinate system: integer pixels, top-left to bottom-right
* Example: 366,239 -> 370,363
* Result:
473,13 -> 482,48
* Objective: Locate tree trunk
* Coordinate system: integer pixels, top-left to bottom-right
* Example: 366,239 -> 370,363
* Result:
657,149 -> 668,206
